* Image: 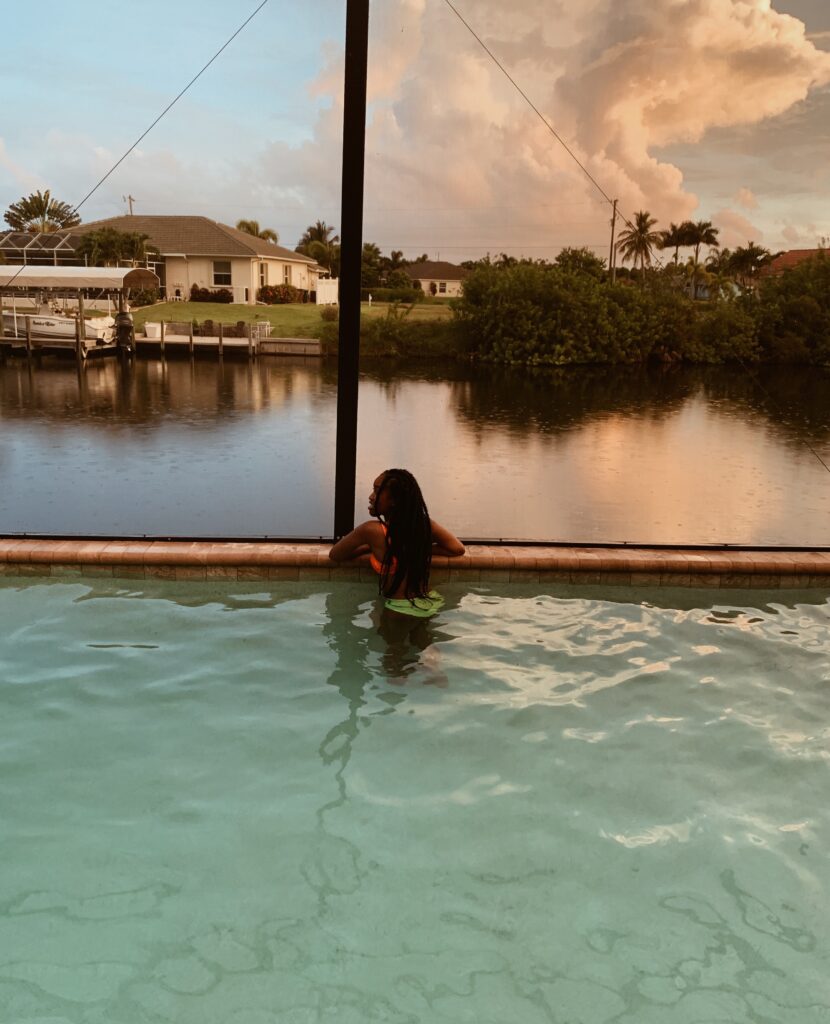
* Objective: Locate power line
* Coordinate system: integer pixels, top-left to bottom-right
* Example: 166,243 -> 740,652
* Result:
109,197 -> 606,215
70,1 -> 269,217
441,0 -> 636,232
367,242 -> 609,250
0,2 -> 269,293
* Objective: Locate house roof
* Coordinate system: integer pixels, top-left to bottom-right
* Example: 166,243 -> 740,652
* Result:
765,248 -> 825,275
0,264 -> 158,290
403,260 -> 470,281
68,215 -> 317,264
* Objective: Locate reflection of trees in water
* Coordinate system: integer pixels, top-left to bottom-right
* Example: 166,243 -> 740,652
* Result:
696,365 -> 830,446
2,356 -> 828,449
448,363 -> 830,447
449,364 -> 696,438
0,357 -> 338,429
359,358 -> 472,405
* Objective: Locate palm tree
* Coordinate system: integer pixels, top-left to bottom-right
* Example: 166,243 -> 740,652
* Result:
236,219 -> 278,244
705,247 -> 733,275
296,221 -> 340,275
616,211 -> 662,281
680,220 -> 719,298
658,222 -> 688,264
75,227 -> 156,266
687,220 -> 719,268
386,249 -> 407,271
306,238 -> 340,277
4,189 -> 81,232
730,242 -> 772,289
297,220 -> 339,250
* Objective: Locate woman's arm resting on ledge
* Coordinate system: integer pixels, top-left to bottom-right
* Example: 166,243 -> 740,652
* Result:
329,522 -> 375,562
430,519 -> 465,557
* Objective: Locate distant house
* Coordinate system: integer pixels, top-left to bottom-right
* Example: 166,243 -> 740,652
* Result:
404,260 -> 469,297
68,215 -> 321,304
763,248 -> 825,277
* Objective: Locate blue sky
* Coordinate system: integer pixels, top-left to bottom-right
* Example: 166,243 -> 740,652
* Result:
1,0 -> 828,260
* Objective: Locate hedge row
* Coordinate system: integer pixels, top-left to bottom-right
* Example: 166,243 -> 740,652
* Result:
452,256 -> 830,365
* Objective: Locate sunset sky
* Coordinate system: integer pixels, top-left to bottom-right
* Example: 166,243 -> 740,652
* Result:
1,0 -> 828,263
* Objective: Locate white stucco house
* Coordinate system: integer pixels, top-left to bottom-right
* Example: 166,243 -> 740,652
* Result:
69,215 -> 321,305
403,260 -> 469,297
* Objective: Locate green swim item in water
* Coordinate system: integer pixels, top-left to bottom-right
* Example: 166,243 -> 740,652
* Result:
383,590 -> 445,618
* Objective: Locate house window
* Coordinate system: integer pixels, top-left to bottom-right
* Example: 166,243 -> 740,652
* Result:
213,260 -> 232,286
283,264 -> 292,285
438,281 -> 447,293
259,262 -> 267,287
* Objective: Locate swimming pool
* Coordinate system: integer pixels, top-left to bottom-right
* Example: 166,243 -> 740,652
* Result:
2,577 -> 829,1022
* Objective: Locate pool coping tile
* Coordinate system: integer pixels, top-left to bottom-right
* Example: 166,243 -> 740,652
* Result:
1,538 -> 828,589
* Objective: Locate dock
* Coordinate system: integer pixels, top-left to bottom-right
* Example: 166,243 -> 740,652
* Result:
0,330 -> 322,360
0,332 -> 118,360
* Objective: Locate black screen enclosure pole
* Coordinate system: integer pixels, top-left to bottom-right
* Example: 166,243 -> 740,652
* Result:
333,0 -> 370,539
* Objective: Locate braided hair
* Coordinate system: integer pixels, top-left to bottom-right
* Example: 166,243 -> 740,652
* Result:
376,468 -> 432,599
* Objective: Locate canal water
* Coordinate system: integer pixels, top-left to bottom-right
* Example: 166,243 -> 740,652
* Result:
0,357 -> 828,545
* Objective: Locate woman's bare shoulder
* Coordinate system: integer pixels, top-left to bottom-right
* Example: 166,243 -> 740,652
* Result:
359,519 -> 386,538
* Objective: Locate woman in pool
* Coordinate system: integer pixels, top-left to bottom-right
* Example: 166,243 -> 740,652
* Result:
329,468 -> 465,618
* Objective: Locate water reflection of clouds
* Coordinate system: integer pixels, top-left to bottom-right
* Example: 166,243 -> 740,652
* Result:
357,371 -> 830,543
3,360 -> 830,542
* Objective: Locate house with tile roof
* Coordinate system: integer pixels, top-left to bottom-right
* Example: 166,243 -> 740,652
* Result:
763,248 -> 825,277
403,260 -> 470,297
68,215 -> 322,305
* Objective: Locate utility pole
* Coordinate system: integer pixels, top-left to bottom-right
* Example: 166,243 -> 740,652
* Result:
608,198 -> 618,284
123,194 -> 135,215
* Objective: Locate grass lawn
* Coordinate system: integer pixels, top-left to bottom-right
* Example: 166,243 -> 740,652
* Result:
131,300 -> 453,337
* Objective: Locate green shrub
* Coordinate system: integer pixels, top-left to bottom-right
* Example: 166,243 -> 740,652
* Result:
319,309 -> 467,358
128,287 -> 159,307
756,253 -> 830,364
454,263 -> 766,365
258,284 -> 302,304
190,284 -> 233,303
320,305 -> 339,322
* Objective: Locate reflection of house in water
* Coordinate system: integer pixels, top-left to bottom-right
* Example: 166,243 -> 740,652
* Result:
0,360 -> 338,426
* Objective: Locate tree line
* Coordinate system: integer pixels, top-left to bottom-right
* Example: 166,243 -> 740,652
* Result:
452,247 -> 829,365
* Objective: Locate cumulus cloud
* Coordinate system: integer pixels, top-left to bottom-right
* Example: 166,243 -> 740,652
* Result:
554,0 -> 830,221
5,1 -> 829,260
338,0 -> 830,257
781,221 -> 824,246
734,187 -> 758,209
712,208 -> 763,247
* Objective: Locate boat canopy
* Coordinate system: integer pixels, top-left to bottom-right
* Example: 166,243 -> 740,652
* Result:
0,265 -> 159,291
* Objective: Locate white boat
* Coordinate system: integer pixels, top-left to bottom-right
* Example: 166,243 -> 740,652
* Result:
1,310 -> 114,342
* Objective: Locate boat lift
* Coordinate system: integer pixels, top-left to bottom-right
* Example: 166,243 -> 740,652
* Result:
0,265 -> 159,360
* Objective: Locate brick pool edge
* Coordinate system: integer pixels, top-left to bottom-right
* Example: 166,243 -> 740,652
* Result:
1,539 -> 828,588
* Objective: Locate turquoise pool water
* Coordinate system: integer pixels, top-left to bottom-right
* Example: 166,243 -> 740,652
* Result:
1,578 -> 829,1023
